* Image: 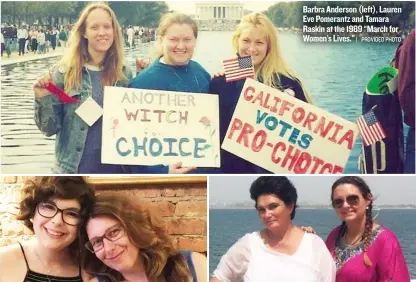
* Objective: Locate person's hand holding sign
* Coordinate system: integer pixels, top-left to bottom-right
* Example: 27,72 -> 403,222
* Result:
168,162 -> 196,174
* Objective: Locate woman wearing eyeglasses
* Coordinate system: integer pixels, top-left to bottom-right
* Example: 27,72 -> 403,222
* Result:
80,192 -> 207,282
0,177 -> 95,282
211,176 -> 335,282
326,176 -> 410,282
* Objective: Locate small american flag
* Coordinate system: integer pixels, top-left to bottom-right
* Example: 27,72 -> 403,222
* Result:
223,56 -> 255,82
356,109 -> 387,147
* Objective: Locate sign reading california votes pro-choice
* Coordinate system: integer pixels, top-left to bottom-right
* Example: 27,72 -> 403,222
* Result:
221,79 -> 359,174
101,87 -> 220,167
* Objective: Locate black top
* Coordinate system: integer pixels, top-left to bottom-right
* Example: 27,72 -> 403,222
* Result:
18,242 -> 83,282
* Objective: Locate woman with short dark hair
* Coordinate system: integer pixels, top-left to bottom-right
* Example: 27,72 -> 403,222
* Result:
211,176 -> 335,282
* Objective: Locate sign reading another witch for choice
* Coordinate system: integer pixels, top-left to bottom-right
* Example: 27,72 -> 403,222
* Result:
221,79 -> 359,174
102,87 -> 220,167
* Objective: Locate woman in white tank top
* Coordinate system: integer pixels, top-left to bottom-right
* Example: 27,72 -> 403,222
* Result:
211,176 -> 336,282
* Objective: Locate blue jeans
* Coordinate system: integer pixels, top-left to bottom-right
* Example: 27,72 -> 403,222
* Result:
38,44 -> 45,53
5,38 -> 12,55
404,127 -> 415,173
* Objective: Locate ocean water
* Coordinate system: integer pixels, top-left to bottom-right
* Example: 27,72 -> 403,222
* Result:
209,208 -> 416,278
1,31 -> 402,173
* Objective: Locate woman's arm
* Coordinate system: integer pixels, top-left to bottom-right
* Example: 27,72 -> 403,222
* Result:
311,234 -> 336,282
191,252 -> 207,282
376,230 -> 410,282
211,234 -> 251,282
34,71 -> 65,136
0,244 -> 27,282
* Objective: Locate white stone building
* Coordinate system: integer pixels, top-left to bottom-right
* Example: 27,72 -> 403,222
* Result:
195,2 -> 244,22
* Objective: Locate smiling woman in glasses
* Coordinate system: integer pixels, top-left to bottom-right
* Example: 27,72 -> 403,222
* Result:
80,193 -> 207,282
326,176 -> 410,281
0,176 -> 95,282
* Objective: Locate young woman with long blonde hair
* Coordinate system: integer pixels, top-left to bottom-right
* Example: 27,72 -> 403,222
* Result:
210,12 -> 312,173
33,2 -> 132,174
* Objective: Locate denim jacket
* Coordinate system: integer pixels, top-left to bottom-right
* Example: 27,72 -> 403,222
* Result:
34,66 -> 132,173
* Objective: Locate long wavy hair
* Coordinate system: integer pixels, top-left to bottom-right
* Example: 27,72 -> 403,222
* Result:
56,2 -> 126,93
80,193 -> 191,282
331,176 -> 374,267
232,13 -> 312,103
150,12 -> 198,62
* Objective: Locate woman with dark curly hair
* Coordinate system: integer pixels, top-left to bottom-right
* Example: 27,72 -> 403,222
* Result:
211,176 -> 335,282
326,176 -> 410,282
0,176 -> 95,282
80,193 -> 206,282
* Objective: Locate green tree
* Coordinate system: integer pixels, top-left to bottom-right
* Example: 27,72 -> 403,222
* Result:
110,1 -> 169,27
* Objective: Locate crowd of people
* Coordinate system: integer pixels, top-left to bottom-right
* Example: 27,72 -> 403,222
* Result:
32,2 -> 316,174
1,23 -> 71,57
122,25 -> 157,48
0,1 -> 414,281
1,22 -> 158,57
30,2 -> 414,175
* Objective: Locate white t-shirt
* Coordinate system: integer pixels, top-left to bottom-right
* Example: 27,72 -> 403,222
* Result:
213,232 -> 336,282
17,28 -> 28,39
37,32 -> 45,45
127,28 -> 134,40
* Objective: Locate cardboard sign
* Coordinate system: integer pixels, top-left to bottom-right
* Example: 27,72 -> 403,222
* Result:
221,79 -> 359,174
102,87 -> 220,167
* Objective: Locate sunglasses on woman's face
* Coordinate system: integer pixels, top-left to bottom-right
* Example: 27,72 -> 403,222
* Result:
332,195 -> 360,208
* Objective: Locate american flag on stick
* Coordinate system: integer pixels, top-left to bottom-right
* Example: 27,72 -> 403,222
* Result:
223,55 -> 255,82
356,109 -> 387,147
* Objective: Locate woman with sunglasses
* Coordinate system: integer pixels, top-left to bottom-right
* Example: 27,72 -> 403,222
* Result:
80,192 -> 207,282
0,177 -> 95,282
211,176 -> 335,282
327,176 -> 410,282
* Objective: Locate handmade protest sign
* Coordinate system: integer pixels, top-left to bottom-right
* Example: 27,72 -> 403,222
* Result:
102,87 -> 220,167
221,78 -> 359,174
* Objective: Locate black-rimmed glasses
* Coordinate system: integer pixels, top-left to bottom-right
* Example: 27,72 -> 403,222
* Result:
85,224 -> 125,253
332,195 -> 360,208
37,202 -> 81,226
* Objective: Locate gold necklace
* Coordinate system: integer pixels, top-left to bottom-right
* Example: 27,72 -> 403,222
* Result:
33,246 -> 53,282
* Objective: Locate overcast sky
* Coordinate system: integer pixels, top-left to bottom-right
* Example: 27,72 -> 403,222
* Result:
209,176 -> 416,205
167,1 -> 275,14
